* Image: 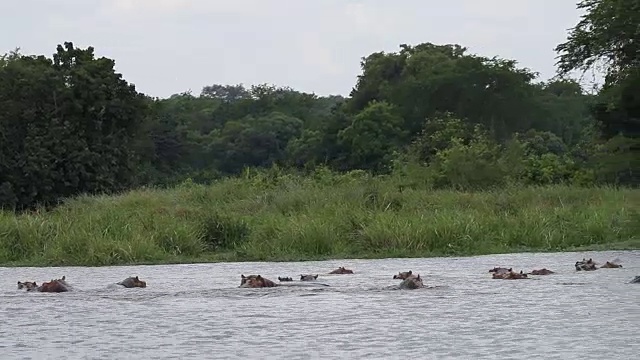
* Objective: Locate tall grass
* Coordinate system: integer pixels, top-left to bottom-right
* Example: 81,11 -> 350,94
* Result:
1,170 -> 638,266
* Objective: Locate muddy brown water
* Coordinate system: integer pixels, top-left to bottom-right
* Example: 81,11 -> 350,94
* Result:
1,250 -> 639,359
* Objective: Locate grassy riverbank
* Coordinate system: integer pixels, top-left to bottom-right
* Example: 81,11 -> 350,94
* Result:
1,171 -> 639,267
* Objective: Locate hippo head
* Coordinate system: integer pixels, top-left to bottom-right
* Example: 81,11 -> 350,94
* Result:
393,271 -> 413,280
132,276 -> 146,287
575,259 -> 597,271
399,274 -> 424,289
240,274 -> 275,288
300,274 -> 318,281
489,267 -> 512,275
240,274 -> 258,287
330,267 -> 354,274
130,276 -> 147,288
506,270 -> 528,279
17,281 -> 38,291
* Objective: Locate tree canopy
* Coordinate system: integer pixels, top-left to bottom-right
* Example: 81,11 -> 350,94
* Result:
1,4 -> 639,210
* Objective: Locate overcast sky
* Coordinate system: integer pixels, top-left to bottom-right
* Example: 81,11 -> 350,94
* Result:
1,1 -> 585,98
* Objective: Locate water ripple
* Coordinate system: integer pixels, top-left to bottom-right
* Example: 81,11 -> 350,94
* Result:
1,249 -> 639,359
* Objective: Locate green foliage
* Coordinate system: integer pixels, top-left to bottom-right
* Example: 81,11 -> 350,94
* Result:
0,42 -> 148,210
2,2 -> 640,266
0,170 -> 637,266
346,43 -> 541,139
199,213 -> 250,250
2,18 -> 639,213
555,0 -> 640,78
407,113 -> 477,163
425,126 -> 508,190
337,100 -> 406,173
553,0 -> 639,187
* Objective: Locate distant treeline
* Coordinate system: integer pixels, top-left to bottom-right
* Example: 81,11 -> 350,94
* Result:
0,0 -> 638,211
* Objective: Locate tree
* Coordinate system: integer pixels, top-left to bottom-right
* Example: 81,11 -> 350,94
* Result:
337,101 -> 406,173
555,0 -> 640,80
555,0 -> 639,186
0,42 -> 148,210
345,42 -> 540,140
210,112 -> 303,173
200,84 -> 250,102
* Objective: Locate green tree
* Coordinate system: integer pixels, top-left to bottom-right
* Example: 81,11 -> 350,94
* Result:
0,42 -> 148,209
337,101 -> 406,173
555,0 -> 640,79
346,43 -> 540,140
555,0 -> 639,185
210,111 -> 304,173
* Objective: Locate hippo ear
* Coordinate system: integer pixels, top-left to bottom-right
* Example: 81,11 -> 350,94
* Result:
417,275 -> 421,279
256,275 -> 262,280
62,276 -> 65,280
34,282 -> 37,286
17,281 -> 21,284
314,274 -> 318,279
135,276 -> 139,280
408,270 -> 412,274
241,274 -> 246,278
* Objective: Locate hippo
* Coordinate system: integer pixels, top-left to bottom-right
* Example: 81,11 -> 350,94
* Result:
630,276 -> 640,284
493,270 -> 528,280
240,274 -> 277,288
529,268 -> 555,275
600,261 -> 622,269
489,267 -> 512,275
17,281 -> 38,291
117,276 -> 147,288
300,274 -> 319,281
278,277 -> 293,282
504,270 -> 528,280
393,271 -> 414,280
36,276 -> 71,292
398,274 -> 424,290
575,258 -> 597,271
328,267 -> 354,274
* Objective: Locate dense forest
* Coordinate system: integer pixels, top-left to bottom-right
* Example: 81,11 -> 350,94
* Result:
0,0 -> 638,212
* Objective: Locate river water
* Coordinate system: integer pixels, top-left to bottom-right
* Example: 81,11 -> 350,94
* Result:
1,250 -> 639,360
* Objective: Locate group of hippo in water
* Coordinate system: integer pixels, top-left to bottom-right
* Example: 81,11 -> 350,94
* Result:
488,257 -> 639,283
237,266 -> 426,289
240,266 -> 426,290
16,259 -> 640,293
17,276 -> 146,293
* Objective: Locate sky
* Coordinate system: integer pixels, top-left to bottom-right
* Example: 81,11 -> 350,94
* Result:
1,1 -> 588,99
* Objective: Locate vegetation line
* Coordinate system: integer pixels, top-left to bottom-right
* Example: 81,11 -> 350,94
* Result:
1,171 -> 638,267
1,0 -> 638,266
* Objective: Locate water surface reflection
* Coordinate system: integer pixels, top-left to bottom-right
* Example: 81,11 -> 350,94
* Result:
1,250 -> 639,359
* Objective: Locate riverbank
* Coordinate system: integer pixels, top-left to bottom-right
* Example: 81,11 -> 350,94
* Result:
1,172 -> 639,267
